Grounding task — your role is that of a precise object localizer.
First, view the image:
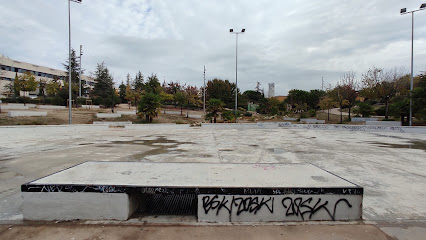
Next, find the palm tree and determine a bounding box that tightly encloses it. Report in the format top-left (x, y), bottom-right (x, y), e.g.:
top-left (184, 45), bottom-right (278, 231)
top-left (207, 98), bottom-right (224, 123)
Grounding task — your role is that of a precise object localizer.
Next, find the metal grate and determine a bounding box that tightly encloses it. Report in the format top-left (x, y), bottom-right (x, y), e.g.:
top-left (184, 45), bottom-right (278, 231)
top-left (138, 194), bottom-right (197, 215)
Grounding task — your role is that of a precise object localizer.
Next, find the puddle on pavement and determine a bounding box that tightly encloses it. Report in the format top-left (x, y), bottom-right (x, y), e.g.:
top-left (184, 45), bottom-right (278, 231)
top-left (368, 140), bottom-right (426, 151)
top-left (109, 136), bottom-right (193, 160)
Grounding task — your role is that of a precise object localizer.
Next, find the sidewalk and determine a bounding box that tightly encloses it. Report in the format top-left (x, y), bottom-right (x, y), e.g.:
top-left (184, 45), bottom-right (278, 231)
top-left (0, 224), bottom-right (394, 240)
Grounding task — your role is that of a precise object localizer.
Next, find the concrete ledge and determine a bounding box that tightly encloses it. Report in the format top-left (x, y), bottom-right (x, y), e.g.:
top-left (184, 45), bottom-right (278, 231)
top-left (351, 117), bottom-right (378, 122)
top-left (164, 110), bottom-right (181, 115)
top-left (300, 118), bottom-right (325, 124)
top-left (187, 114), bottom-right (202, 118)
top-left (365, 121), bottom-right (400, 126)
top-left (117, 111), bottom-right (136, 115)
top-left (8, 103), bottom-right (36, 108)
top-left (81, 105), bottom-right (100, 109)
top-left (37, 105), bottom-right (66, 110)
top-left (8, 111), bottom-right (47, 117)
top-left (22, 192), bottom-right (140, 221)
top-left (96, 113), bottom-right (122, 118)
top-left (93, 121), bottom-right (132, 126)
top-left (198, 194), bottom-right (362, 222)
top-left (1, 105), bottom-right (29, 110)
top-left (283, 117), bottom-right (297, 121)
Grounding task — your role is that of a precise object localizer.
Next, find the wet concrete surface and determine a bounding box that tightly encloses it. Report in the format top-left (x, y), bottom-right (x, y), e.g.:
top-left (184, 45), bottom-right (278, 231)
top-left (0, 223), bottom-right (394, 240)
top-left (0, 125), bottom-right (425, 239)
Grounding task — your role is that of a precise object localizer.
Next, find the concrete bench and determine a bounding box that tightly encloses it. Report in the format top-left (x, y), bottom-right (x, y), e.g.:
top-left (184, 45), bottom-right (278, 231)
top-left (117, 111), bottom-right (136, 115)
top-left (22, 162), bottom-right (363, 222)
top-left (283, 117), bottom-right (297, 121)
top-left (365, 121), bottom-right (401, 126)
top-left (8, 111), bottom-right (47, 117)
top-left (351, 117), bottom-right (378, 122)
top-left (96, 113), bottom-right (122, 118)
top-left (92, 121), bottom-right (132, 126)
top-left (300, 118), bottom-right (325, 124)
top-left (8, 103), bottom-right (36, 108)
top-left (37, 105), bottom-right (66, 110)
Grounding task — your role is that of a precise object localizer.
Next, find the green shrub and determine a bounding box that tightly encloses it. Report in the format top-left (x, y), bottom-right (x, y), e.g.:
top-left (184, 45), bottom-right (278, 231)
top-left (308, 109), bottom-right (316, 117)
top-left (375, 106), bottom-right (386, 116)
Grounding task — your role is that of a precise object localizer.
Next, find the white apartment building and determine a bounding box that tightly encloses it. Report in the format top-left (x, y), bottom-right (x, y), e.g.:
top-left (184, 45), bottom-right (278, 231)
top-left (0, 54), bottom-right (95, 98)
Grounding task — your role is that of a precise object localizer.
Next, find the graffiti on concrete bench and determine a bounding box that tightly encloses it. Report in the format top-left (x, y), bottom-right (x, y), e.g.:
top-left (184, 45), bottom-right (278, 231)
top-left (199, 194), bottom-right (361, 222)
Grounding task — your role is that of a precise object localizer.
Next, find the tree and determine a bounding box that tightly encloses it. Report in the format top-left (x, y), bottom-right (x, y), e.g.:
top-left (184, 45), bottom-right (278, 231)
top-left (38, 79), bottom-right (47, 104)
top-left (133, 71), bottom-right (144, 92)
top-left (174, 90), bottom-right (188, 115)
top-left (14, 71), bottom-right (37, 105)
top-left (46, 76), bottom-right (61, 97)
top-left (243, 90), bottom-right (264, 103)
top-left (353, 102), bottom-right (374, 117)
top-left (118, 81), bottom-right (126, 103)
top-left (329, 86), bottom-right (348, 124)
top-left (207, 98), bottom-right (224, 123)
top-left (206, 79), bottom-right (235, 108)
top-left (92, 62), bottom-right (115, 108)
top-left (318, 95), bottom-right (336, 120)
top-left (411, 69), bottom-right (426, 122)
top-left (257, 97), bottom-right (281, 116)
top-left (338, 71), bottom-right (358, 121)
top-left (361, 67), bottom-right (407, 120)
top-left (145, 74), bottom-right (162, 94)
top-left (63, 49), bottom-right (82, 84)
top-left (284, 89), bottom-right (309, 112)
top-left (139, 92), bottom-right (162, 123)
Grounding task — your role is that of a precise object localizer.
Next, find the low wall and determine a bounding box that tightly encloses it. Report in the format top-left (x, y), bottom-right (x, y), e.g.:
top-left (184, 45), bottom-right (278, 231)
top-left (351, 117), bottom-right (378, 122)
top-left (81, 105), bottom-right (100, 109)
top-left (300, 118), bottom-right (325, 124)
top-left (93, 121), bottom-right (132, 126)
top-left (8, 111), bottom-right (47, 117)
top-left (8, 103), bottom-right (36, 108)
top-left (117, 111), bottom-right (136, 115)
top-left (187, 114), bottom-right (202, 118)
top-left (37, 105), bottom-right (66, 110)
top-left (201, 122), bottom-right (426, 133)
top-left (1, 105), bottom-right (29, 110)
top-left (96, 113), bottom-right (122, 118)
top-left (283, 117), bottom-right (297, 121)
top-left (164, 110), bottom-right (181, 115)
top-left (365, 121), bottom-right (400, 126)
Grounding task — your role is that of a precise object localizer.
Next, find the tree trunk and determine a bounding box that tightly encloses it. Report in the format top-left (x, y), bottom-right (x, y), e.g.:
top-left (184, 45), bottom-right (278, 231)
top-left (385, 99), bottom-right (389, 120)
top-left (180, 105), bottom-right (183, 115)
top-left (327, 108), bottom-right (330, 121)
top-left (213, 114), bottom-right (217, 123)
top-left (348, 106), bottom-right (351, 121)
top-left (340, 104), bottom-right (343, 124)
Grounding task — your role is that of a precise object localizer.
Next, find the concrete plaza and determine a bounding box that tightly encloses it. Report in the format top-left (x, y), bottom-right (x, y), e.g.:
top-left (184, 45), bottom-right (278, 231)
top-left (0, 124), bottom-right (425, 239)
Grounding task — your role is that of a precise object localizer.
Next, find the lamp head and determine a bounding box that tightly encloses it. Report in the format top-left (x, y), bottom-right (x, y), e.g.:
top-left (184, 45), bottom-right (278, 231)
top-left (421, 3), bottom-right (426, 9)
top-left (229, 29), bottom-right (234, 33)
top-left (241, 28), bottom-right (246, 33)
top-left (400, 8), bottom-right (407, 14)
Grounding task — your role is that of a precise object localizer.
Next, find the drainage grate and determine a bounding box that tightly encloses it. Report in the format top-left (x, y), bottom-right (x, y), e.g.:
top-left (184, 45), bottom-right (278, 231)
top-left (138, 194), bottom-right (197, 215)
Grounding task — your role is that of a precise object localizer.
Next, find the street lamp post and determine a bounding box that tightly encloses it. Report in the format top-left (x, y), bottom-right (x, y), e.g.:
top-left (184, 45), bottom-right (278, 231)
top-left (400, 3), bottom-right (426, 126)
top-left (68, 0), bottom-right (82, 125)
top-left (230, 28), bottom-right (245, 123)
top-left (79, 44), bottom-right (83, 98)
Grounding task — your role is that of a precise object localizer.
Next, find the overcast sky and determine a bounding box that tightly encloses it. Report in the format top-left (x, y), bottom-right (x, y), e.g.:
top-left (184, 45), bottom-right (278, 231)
top-left (1, 0), bottom-right (425, 95)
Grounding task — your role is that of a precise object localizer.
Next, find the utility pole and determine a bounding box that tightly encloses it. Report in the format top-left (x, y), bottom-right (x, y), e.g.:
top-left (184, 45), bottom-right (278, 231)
top-left (203, 65), bottom-right (206, 116)
top-left (321, 76), bottom-right (324, 91)
top-left (79, 45), bottom-right (83, 98)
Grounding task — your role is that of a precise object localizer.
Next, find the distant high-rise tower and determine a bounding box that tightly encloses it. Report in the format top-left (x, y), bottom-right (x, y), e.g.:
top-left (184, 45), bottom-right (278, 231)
top-left (268, 83), bottom-right (275, 98)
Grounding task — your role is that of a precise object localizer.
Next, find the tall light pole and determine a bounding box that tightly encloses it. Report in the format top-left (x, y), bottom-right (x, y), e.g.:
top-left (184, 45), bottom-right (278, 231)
top-left (400, 3), bottom-right (426, 126)
top-left (230, 28), bottom-right (245, 123)
top-left (79, 44), bottom-right (83, 98)
top-left (68, 0), bottom-right (82, 124)
top-left (203, 65), bottom-right (206, 116)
